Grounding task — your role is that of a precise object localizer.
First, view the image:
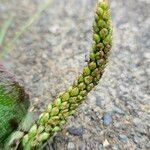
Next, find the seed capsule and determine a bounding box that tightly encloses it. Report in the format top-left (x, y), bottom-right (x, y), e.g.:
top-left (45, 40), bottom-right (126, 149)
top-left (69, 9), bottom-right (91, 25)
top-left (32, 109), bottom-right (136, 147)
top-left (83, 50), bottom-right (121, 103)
top-left (38, 132), bottom-right (49, 142)
top-left (92, 42), bottom-right (97, 52)
top-left (78, 82), bottom-right (86, 91)
top-left (90, 53), bottom-right (96, 61)
top-left (100, 28), bottom-right (108, 38)
top-left (60, 120), bottom-right (66, 125)
top-left (87, 83), bottom-right (94, 91)
top-left (98, 20), bottom-right (106, 28)
top-left (79, 90), bottom-right (87, 97)
top-left (52, 126), bottom-right (61, 132)
top-left (46, 104), bottom-right (52, 113)
top-left (103, 11), bottom-right (110, 20)
top-left (51, 107), bottom-right (59, 116)
top-left (70, 87), bottom-right (79, 96)
top-left (93, 34), bottom-right (100, 43)
top-left (97, 43), bottom-right (104, 50)
top-left (100, 2), bottom-right (108, 10)
top-left (37, 126), bottom-right (45, 134)
top-left (104, 34), bottom-right (112, 45)
top-left (61, 92), bottom-right (70, 101)
top-left (45, 125), bottom-right (52, 132)
top-left (22, 134), bottom-right (29, 146)
top-left (39, 113), bottom-right (49, 125)
top-left (28, 125), bottom-right (37, 139)
top-left (78, 75), bottom-right (84, 83)
top-left (69, 97), bottom-right (77, 104)
top-left (83, 66), bottom-right (91, 76)
top-left (88, 62), bottom-right (97, 70)
top-left (60, 102), bottom-right (69, 110)
top-left (54, 98), bottom-right (61, 106)
top-left (84, 76), bottom-right (93, 85)
top-left (97, 7), bottom-right (103, 17)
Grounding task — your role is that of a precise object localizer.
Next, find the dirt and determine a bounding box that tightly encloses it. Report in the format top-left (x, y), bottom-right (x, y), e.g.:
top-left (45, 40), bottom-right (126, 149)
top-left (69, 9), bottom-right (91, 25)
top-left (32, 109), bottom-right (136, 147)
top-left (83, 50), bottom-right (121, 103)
top-left (0, 0), bottom-right (150, 149)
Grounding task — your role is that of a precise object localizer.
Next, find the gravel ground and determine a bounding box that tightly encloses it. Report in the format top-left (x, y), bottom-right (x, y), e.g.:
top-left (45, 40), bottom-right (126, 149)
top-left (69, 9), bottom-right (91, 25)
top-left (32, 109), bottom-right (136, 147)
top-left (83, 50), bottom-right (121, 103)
top-left (0, 0), bottom-right (150, 149)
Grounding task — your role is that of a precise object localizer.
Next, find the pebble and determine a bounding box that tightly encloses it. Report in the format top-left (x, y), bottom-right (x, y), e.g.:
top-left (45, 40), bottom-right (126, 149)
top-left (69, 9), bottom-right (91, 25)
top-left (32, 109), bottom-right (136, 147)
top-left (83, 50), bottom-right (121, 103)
top-left (67, 142), bottom-right (75, 150)
top-left (98, 144), bottom-right (104, 150)
top-left (102, 113), bottom-right (112, 126)
top-left (67, 126), bottom-right (84, 136)
top-left (96, 96), bottom-right (105, 108)
top-left (112, 144), bottom-right (119, 150)
top-left (79, 143), bottom-right (86, 150)
top-left (113, 106), bottom-right (125, 115)
top-left (103, 139), bottom-right (110, 147)
top-left (118, 134), bottom-right (128, 143)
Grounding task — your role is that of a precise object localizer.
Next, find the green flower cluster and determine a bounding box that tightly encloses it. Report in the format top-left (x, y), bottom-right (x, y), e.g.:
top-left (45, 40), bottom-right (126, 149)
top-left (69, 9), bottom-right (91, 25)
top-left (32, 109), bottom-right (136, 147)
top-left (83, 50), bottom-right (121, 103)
top-left (14, 0), bottom-right (112, 149)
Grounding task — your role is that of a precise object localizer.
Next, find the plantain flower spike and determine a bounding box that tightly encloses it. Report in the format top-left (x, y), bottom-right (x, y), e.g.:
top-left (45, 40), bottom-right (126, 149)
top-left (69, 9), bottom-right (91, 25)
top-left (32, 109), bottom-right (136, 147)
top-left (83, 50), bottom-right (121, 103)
top-left (4, 0), bottom-right (112, 149)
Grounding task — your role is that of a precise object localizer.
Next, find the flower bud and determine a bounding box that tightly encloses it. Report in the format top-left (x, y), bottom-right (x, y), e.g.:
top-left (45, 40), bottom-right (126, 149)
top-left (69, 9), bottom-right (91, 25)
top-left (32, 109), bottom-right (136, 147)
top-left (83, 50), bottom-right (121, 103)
top-left (84, 76), bottom-right (93, 85)
top-left (93, 34), bottom-right (100, 43)
top-left (51, 107), bottom-right (59, 116)
top-left (38, 132), bottom-right (49, 142)
top-left (22, 134), bottom-right (29, 146)
top-left (88, 62), bottom-right (97, 70)
top-left (52, 126), bottom-right (61, 132)
top-left (87, 83), bottom-right (94, 91)
top-left (70, 87), bottom-right (79, 96)
top-left (37, 126), bottom-right (45, 134)
top-left (83, 66), bottom-right (91, 76)
top-left (97, 7), bottom-right (103, 16)
top-left (90, 53), bottom-right (96, 61)
top-left (78, 75), bottom-right (84, 83)
top-left (28, 124), bottom-right (37, 139)
top-left (78, 82), bottom-right (86, 91)
top-left (61, 92), bottom-right (70, 101)
top-left (46, 104), bottom-right (52, 113)
top-left (100, 28), bottom-right (108, 38)
top-left (100, 2), bottom-right (108, 10)
top-left (54, 98), bottom-right (61, 106)
top-left (60, 102), bottom-right (69, 110)
top-left (79, 90), bottom-right (87, 97)
top-left (98, 20), bottom-right (106, 28)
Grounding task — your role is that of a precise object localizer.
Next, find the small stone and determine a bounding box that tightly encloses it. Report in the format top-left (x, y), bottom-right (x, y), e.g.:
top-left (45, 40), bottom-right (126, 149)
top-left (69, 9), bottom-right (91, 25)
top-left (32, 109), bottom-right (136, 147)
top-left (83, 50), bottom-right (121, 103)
top-left (118, 134), bottom-right (128, 143)
top-left (98, 144), bottom-right (104, 150)
top-left (67, 126), bottom-right (84, 136)
top-left (79, 143), bottom-right (86, 150)
top-left (112, 144), bottom-right (119, 150)
top-left (102, 113), bottom-right (112, 126)
top-left (113, 106), bottom-right (125, 115)
top-left (103, 139), bottom-right (110, 147)
top-left (96, 98), bottom-right (105, 108)
top-left (67, 142), bottom-right (75, 150)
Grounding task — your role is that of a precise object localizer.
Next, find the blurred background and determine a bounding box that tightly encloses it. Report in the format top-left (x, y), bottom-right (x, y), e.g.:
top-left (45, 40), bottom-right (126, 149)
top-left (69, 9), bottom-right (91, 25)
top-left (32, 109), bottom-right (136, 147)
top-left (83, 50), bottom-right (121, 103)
top-left (0, 0), bottom-right (149, 149)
